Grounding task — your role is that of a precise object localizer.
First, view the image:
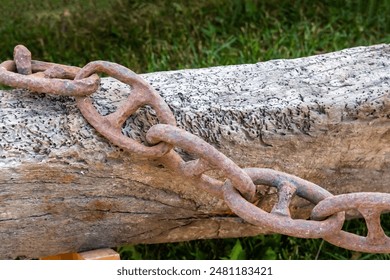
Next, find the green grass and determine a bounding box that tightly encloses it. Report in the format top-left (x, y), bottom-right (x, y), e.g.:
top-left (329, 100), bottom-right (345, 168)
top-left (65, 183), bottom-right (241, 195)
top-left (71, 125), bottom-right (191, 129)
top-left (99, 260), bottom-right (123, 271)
top-left (0, 0), bottom-right (389, 71)
top-left (1, 0), bottom-right (389, 260)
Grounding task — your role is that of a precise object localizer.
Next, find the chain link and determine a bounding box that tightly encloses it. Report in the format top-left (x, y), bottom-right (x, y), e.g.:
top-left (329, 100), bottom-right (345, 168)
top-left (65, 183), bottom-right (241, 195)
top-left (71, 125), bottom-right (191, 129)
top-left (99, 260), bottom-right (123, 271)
top-left (1, 45), bottom-right (389, 253)
top-left (223, 168), bottom-right (345, 238)
top-left (75, 61), bottom-right (176, 158)
top-left (0, 45), bottom-right (100, 96)
top-left (311, 193), bottom-right (390, 253)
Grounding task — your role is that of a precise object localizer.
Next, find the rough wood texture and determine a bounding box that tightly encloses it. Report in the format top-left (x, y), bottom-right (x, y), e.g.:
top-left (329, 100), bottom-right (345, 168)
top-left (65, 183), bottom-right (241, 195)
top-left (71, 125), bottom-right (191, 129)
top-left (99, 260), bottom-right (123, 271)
top-left (0, 44), bottom-right (389, 259)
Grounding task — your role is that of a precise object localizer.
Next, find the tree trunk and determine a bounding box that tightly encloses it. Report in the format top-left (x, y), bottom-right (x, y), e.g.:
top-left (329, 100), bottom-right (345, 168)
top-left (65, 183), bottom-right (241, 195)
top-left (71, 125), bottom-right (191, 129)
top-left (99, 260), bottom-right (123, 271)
top-left (0, 44), bottom-right (389, 259)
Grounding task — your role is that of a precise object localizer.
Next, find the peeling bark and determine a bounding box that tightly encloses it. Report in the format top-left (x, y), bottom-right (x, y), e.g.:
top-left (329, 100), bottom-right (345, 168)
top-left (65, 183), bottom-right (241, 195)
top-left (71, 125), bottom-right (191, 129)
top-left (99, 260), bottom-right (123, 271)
top-left (0, 44), bottom-right (389, 259)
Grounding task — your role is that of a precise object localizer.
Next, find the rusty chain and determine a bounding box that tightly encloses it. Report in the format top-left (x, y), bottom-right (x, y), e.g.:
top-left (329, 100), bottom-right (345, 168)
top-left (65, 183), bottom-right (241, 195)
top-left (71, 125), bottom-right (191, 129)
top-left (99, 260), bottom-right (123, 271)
top-left (1, 45), bottom-right (390, 253)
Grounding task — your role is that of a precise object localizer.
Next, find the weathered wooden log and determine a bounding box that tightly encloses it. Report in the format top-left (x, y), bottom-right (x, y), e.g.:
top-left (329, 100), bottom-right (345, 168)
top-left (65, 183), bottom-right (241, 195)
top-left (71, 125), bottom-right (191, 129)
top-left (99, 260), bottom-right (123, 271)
top-left (0, 44), bottom-right (389, 259)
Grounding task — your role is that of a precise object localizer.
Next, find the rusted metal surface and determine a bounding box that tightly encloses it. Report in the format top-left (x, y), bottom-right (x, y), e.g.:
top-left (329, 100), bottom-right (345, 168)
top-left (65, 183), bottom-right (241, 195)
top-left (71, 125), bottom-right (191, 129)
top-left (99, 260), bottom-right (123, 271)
top-left (0, 45), bottom-right (100, 96)
top-left (146, 124), bottom-right (256, 201)
top-left (1, 45), bottom-right (389, 253)
top-left (311, 193), bottom-right (390, 253)
top-left (75, 61), bottom-right (176, 158)
top-left (14, 45), bottom-right (32, 75)
top-left (222, 168), bottom-right (345, 238)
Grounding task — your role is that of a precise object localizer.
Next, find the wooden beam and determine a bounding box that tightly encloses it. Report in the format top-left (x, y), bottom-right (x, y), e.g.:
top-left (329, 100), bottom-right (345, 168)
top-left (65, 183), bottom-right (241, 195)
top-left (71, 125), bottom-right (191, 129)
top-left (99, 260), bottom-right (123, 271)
top-left (0, 44), bottom-right (389, 259)
top-left (40, 248), bottom-right (120, 260)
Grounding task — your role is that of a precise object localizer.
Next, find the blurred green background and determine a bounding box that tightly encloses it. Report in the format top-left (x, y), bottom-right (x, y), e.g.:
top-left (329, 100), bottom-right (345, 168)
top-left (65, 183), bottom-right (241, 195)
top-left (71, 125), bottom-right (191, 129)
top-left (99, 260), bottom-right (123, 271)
top-left (1, 0), bottom-right (389, 259)
top-left (1, 0), bottom-right (388, 71)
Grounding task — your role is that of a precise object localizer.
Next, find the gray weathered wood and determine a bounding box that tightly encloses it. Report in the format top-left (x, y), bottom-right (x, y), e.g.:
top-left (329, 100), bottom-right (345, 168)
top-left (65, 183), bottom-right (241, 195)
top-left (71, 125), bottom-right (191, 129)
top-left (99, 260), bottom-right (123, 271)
top-left (0, 44), bottom-right (389, 259)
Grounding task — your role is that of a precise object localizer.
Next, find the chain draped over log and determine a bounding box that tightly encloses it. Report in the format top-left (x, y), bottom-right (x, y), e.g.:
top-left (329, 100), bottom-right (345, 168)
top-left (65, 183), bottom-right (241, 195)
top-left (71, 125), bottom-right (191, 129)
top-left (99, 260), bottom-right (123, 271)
top-left (0, 45), bottom-right (389, 258)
